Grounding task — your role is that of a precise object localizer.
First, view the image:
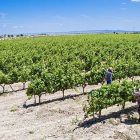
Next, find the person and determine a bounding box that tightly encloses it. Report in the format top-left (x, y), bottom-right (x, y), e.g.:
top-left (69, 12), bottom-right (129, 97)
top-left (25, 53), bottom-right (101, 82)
top-left (133, 87), bottom-right (140, 122)
top-left (103, 68), bottom-right (113, 84)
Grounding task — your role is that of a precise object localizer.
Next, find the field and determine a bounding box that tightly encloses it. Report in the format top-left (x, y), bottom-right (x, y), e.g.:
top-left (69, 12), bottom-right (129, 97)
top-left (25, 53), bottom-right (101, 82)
top-left (1, 34), bottom-right (140, 139)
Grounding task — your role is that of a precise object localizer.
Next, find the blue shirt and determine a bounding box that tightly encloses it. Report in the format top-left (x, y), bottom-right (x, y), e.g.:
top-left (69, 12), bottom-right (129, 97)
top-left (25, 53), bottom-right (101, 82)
top-left (105, 71), bottom-right (112, 81)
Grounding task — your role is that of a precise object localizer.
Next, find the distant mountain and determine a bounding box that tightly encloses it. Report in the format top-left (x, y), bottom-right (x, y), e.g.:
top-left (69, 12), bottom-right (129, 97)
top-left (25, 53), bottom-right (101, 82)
top-left (1, 30), bottom-right (140, 37)
top-left (45, 30), bottom-right (140, 36)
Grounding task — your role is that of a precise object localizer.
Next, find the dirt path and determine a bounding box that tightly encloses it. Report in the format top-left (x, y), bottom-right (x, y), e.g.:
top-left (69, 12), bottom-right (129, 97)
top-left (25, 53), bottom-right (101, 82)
top-left (0, 82), bottom-right (140, 140)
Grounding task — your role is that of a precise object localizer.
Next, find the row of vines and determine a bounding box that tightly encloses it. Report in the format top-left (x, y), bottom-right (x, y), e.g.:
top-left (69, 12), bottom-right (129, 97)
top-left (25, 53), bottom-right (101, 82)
top-left (0, 34), bottom-right (140, 103)
top-left (84, 80), bottom-right (140, 119)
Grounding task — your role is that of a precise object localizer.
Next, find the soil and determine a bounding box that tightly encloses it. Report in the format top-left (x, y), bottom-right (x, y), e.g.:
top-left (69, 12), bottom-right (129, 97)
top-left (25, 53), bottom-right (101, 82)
top-left (0, 82), bottom-right (140, 140)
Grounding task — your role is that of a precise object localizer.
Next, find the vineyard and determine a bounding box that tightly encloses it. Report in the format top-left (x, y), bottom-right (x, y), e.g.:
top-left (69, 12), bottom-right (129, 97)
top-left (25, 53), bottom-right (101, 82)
top-left (1, 34), bottom-right (140, 139)
top-left (1, 34), bottom-right (140, 112)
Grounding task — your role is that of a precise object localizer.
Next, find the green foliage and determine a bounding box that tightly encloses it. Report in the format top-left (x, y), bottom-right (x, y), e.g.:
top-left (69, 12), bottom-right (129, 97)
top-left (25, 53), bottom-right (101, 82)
top-left (1, 34), bottom-right (140, 102)
top-left (0, 71), bottom-right (7, 84)
top-left (19, 67), bottom-right (30, 82)
top-left (26, 79), bottom-right (46, 100)
top-left (84, 80), bottom-right (137, 118)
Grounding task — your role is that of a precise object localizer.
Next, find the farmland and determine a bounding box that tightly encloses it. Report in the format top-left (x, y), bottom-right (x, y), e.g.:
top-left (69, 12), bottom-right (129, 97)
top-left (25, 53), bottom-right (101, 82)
top-left (1, 34), bottom-right (140, 139)
top-left (1, 34), bottom-right (140, 95)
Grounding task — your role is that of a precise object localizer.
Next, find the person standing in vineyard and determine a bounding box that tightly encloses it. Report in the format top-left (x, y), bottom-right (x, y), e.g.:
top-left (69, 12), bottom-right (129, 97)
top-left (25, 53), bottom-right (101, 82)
top-left (133, 87), bottom-right (140, 122)
top-left (103, 68), bottom-right (113, 84)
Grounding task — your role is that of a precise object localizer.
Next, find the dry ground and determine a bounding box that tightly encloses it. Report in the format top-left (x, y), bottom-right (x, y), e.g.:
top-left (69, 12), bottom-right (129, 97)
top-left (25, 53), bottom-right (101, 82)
top-left (0, 82), bottom-right (140, 140)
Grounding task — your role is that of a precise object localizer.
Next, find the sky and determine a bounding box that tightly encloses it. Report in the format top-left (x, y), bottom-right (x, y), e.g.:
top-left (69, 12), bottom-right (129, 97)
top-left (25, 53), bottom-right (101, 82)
top-left (0, 0), bottom-right (140, 34)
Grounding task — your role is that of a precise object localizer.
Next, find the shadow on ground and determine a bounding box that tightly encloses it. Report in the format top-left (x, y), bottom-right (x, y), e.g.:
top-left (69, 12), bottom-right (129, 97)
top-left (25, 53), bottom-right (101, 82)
top-left (23, 92), bottom-right (85, 108)
top-left (74, 105), bottom-right (139, 130)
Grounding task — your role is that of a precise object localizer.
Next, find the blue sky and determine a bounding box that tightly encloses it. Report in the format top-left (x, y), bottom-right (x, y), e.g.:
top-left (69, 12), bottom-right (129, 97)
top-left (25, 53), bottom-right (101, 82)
top-left (0, 0), bottom-right (140, 34)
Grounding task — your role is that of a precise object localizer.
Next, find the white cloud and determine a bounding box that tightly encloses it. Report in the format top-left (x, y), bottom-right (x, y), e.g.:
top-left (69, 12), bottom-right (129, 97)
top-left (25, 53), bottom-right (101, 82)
top-left (12, 25), bottom-right (24, 29)
top-left (120, 7), bottom-right (128, 10)
top-left (122, 2), bottom-right (127, 5)
top-left (131, 0), bottom-right (140, 2)
top-left (52, 15), bottom-right (65, 21)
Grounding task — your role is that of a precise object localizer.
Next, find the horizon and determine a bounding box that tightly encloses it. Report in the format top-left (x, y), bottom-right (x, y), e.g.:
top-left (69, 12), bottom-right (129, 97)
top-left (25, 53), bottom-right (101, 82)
top-left (0, 0), bottom-right (140, 35)
top-left (1, 29), bottom-right (140, 36)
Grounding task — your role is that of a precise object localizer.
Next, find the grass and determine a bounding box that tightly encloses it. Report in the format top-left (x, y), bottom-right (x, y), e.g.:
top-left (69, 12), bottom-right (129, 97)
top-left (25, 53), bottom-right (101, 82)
top-left (10, 106), bottom-right (18, 112)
